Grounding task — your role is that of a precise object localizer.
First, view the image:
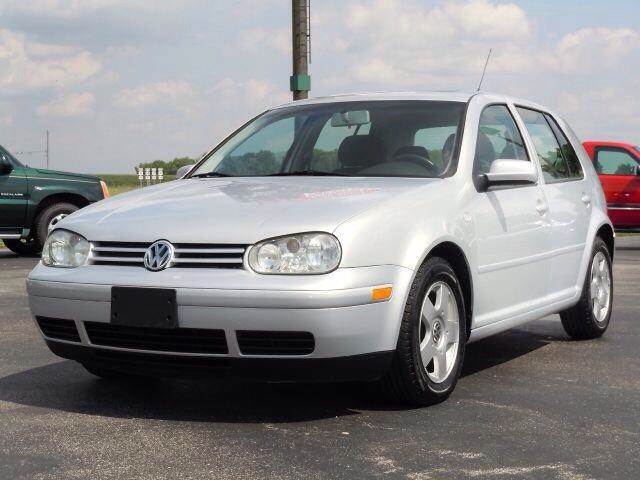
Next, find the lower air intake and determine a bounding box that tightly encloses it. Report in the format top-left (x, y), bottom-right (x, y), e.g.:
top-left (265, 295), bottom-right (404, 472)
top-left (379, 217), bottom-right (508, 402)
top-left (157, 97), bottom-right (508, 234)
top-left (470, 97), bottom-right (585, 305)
top-left (36, 317), bottom-right (81, 342)
top-left (236, 330), bottom-right (315, 355)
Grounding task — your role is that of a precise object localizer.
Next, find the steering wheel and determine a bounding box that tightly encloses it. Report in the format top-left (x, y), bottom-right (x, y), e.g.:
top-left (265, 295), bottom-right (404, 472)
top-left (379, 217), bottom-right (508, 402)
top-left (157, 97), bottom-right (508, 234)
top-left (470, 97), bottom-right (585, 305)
top-left (391, 153), bottom-right (439, 175)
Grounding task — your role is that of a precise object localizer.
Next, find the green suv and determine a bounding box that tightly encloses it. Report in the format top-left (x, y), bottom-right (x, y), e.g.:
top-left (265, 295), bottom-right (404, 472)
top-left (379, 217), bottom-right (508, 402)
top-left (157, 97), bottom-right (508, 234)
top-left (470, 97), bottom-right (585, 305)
top-left (0, 144), bottom-right (108, 255)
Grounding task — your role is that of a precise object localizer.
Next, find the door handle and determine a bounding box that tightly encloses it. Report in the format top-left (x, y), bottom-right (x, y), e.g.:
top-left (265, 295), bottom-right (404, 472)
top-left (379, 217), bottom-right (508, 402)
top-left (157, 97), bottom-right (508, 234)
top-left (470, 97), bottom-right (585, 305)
top-left (581, 193), bottom-right (591, 205)
top-left (536, 199), bottom-right (548, 215)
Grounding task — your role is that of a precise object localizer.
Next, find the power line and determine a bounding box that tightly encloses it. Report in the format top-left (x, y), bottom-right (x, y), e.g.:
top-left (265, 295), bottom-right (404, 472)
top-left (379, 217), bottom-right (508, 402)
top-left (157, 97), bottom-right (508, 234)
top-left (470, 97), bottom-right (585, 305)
top-left (13, 130), bottom-right (50, 167)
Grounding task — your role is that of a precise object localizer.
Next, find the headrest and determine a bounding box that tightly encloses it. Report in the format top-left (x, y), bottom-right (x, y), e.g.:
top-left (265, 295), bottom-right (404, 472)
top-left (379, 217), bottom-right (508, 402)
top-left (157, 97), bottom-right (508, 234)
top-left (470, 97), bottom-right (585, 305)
top-left (442, 133), bottom-right (456, 163)
top-left (393, 145), bottom-right (430, 160)
top-left (476, 133), bottom-right (496, 173)
top-left (338, 135), bottom-right (385, 167)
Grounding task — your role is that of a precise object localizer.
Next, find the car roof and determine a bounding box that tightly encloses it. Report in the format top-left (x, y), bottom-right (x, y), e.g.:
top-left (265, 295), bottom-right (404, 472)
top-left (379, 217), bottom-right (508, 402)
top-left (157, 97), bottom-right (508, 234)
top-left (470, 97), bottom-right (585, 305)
top-left (272, 91), bottom-right (553, 113)
top-left (583, 140), bottom-right (636, 148)
top-left (273, 91), bottom-right (476, 109)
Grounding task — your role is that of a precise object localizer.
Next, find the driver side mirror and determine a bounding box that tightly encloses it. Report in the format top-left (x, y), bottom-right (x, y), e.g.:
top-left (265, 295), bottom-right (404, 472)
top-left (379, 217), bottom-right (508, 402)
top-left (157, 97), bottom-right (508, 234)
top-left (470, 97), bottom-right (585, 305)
top-left (635, 164), bottom-right (640, 176)
top-left (482, 159), bottom-right (538, 190)
top-left (0, 155), bottom-right (13, 175)
top-left (176, 164), bottom-right (195, 178)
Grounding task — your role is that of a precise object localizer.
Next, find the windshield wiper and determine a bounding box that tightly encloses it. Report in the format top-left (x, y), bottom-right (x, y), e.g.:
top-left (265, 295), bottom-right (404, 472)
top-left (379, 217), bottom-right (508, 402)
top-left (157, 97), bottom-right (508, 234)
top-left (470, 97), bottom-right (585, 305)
top-left (269, 170), bottom-right (347, 177)
top-left (190, 172), bottom-right (233, 178)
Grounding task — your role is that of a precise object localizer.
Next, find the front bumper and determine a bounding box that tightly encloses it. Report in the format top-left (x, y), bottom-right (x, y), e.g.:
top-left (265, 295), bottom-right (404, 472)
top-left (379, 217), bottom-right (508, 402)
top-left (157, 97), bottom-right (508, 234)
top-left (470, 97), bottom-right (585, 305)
top-left (27, 263), bottom-right (413, 378)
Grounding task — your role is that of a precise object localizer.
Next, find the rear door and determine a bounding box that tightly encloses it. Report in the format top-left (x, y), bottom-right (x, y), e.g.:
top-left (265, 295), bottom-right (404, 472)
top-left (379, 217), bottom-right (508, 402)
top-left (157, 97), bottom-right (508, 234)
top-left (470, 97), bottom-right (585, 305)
top-left (593, 146), bottom-right (640, 229)
top-left (515, 107), bottom-right (589, 298)
top-left (0, 150), bottom-right (28, 235)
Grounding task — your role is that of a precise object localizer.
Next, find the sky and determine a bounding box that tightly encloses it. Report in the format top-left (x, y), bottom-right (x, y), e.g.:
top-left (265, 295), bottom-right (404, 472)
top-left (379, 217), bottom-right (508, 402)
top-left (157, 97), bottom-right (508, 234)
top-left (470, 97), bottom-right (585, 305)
top-left (0, 0), bottom-right (639, 174)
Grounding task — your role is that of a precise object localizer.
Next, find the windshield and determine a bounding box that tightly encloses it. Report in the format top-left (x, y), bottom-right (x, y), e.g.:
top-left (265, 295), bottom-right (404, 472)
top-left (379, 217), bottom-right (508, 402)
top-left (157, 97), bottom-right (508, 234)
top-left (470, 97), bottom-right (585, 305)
top-left (190, 101), bottom-right (465, 178)
top-left (0, 146), bottom-right (23, 168)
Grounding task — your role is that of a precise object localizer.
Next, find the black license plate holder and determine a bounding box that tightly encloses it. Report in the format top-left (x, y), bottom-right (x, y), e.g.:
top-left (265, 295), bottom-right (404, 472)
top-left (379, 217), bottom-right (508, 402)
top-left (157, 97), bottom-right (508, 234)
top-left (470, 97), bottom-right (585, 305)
top-left (111, 287), bottom-right (177, 329)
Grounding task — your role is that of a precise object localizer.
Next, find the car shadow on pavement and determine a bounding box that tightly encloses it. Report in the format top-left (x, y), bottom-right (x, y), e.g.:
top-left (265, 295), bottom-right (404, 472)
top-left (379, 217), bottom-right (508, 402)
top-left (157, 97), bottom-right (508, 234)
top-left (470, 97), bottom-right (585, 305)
top-left (463, 321), bottom-right (569, 376)
top-left (0, 321), bottom-right (569, 423)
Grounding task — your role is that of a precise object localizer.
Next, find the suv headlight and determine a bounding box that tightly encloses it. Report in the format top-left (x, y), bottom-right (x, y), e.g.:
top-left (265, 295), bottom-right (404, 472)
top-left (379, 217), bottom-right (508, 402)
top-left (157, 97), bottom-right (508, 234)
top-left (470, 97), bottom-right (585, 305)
top-left (248, 232), bottom-right (341, 274)
top-left (42, 229), bottom-right (90, 268)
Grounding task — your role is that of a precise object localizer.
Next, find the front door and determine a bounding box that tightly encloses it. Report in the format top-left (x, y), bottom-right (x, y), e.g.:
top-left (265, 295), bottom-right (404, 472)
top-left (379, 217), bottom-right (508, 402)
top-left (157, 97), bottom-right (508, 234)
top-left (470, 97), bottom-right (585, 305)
top-left (471, 104), bottom-right (551, 327)
top-left (0, 151), bottom-right (27, 233)
top-left (594, 146), bottom-right (640, 229)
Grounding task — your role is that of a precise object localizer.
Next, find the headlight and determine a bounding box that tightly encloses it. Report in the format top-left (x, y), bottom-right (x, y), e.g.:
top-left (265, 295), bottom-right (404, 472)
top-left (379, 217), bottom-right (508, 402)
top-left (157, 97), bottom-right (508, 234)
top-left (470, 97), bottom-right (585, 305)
top-left (42, 230), bottom-right (90, 268)
top-left (248, 232), bottom-right (341, 274)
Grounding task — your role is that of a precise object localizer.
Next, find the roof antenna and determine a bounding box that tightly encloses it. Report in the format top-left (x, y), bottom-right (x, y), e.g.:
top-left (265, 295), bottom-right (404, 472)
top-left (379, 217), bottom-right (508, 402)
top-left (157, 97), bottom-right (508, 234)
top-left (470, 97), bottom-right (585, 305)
top-left (477, 48), bottom-right (492, 91)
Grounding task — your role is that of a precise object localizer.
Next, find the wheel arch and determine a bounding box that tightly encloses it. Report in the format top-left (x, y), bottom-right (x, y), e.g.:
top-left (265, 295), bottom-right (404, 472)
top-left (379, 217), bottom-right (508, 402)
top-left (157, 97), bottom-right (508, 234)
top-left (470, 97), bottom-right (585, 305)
top-left (28, 193), bottom-right (90, 234)
top-left (422, 241), bottom-right (474, 339)
top-left (595, 223), bottom-right (615, 259)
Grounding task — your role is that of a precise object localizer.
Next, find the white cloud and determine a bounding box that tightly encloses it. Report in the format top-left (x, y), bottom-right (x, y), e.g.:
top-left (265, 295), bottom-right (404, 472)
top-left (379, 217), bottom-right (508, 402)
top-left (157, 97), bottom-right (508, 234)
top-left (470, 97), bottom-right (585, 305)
top-left (313, 0), bottom-right (640, 90)
top-left (114, 81), bottom-right (196, 110)
top-left (0, 0), bottom-right (186, 19)
top-left (556, 86), bottom-right (640, 142)
top-left (37, 92), bottom-right (95, 117)
top-left (0, 29), bottom-right (101, 91)
top-left (315, 0), bottom-right (534, 87)
top-left (346, 0), bottom-right (530, 40)
top-left (239, 27), bottom-right (290, 54)
top-left (548, 28), bottom-right (640, 72)
top-left (211, 77), bottom-right (290, 109)
top-left (0, 114), bottom-right (12, 126)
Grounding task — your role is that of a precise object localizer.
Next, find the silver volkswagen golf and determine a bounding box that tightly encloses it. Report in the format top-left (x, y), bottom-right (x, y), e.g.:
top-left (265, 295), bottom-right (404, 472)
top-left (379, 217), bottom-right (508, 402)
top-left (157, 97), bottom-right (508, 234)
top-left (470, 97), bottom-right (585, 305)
top-left (27, 92), bottom-right (614, 405)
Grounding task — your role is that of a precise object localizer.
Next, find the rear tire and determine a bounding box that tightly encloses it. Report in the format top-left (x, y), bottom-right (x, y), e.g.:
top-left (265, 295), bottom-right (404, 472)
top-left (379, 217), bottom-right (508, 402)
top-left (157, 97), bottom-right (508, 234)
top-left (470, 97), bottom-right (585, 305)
top-left (380, 256), bottom-right (467, 406)
top-left (560, 237), bottom-right (613, 339)
top-left (3, 238), bottom-right (41, 256)
top-left (33, 202), bottom-right (79, 249)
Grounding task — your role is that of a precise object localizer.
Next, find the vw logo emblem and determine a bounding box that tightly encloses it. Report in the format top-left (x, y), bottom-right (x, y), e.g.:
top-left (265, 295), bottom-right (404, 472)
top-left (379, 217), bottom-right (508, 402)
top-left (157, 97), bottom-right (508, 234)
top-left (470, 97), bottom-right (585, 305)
top-left (143, 240), bottom-right (174, 272)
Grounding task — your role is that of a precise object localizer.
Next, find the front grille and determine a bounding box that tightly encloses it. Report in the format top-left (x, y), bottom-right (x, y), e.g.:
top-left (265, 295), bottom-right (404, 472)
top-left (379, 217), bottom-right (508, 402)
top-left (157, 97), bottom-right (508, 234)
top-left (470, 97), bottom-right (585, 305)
top-left (90, 241), bottom-right (247, 269)
top-left (237, 331), bottom-right (315, 355)
top-left (84, 322), bottom-right (228, 354)
top-left (36, 317), bottom-right (81, 342)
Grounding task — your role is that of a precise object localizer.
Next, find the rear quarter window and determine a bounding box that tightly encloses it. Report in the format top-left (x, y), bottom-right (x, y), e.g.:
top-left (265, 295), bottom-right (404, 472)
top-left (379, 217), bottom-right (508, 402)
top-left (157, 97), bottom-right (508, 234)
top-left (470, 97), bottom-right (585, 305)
top-left (544, 115), bottom-right (583, 180)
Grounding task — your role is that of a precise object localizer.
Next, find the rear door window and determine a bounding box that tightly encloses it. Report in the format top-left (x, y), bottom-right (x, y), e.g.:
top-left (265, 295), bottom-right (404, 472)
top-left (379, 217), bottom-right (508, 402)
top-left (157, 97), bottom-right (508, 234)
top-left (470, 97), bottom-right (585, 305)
top-left (516, 107), bottom-right (571, 183)
top-left (544, 115), bottom-right (583, 179)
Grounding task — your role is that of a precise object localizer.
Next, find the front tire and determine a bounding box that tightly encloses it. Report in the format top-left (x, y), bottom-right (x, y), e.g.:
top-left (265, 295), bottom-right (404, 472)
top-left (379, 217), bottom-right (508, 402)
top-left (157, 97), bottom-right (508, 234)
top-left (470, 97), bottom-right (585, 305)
top-left (381, 256), bottom-right (467, 406)
top-left (560, 237), bottom-right (613, 339)
top-left (33, 202), bottom-right (79, 250)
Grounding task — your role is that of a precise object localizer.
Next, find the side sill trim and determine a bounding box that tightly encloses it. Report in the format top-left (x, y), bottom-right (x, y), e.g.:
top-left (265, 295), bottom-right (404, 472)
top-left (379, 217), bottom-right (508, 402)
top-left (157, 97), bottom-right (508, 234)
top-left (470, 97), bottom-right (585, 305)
top-left (477, 243), bottom-right (585, 274)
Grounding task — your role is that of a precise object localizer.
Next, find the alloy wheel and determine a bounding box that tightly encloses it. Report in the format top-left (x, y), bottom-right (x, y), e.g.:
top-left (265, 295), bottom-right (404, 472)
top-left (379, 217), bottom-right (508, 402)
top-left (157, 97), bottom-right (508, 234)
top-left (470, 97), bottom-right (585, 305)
top-left (48, 214), bottom-right (68, 233)
top-left (590, 251), bottom-right (611, 323)
top-left (418, 281), bottom-right (460, 383)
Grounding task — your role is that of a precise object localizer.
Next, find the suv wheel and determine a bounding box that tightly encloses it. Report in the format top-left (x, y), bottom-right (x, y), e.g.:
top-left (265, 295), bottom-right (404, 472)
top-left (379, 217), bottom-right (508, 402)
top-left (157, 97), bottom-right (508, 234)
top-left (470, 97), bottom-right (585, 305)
top-left (33, 202), bottom-right (79, 250)
top-left (4, 238), bottom-right (41, 256)
top-left (381, 256), bottom-right (467, 406)
top-left (560, 237), bottom-right (613, 339)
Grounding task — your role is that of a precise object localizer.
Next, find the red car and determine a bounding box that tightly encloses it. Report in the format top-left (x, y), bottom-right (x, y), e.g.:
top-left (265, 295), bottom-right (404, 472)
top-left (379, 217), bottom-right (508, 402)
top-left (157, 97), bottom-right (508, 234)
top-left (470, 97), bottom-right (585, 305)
top-left (583, 140), bottom-right (640, 232)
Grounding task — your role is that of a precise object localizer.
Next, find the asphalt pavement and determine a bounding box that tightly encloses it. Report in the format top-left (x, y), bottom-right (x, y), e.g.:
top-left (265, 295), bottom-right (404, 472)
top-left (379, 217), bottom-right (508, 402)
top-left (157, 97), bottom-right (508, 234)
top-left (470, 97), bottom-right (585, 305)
top-left (0, 237), bottom-right (638, 479)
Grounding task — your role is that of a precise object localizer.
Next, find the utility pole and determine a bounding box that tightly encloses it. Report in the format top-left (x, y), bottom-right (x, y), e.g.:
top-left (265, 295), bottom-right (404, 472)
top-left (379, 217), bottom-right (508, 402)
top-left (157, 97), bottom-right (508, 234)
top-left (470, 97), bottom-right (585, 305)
top-left (291, 0), bottom-right (310, 100)
top-left (45, 130), bottom-right (50, 168)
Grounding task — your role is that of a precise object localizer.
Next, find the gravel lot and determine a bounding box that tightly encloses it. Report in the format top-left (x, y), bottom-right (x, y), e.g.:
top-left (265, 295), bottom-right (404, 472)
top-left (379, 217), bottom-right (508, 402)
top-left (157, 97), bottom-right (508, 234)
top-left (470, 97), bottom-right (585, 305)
top-left (1, 237), bottom-right (638, 479)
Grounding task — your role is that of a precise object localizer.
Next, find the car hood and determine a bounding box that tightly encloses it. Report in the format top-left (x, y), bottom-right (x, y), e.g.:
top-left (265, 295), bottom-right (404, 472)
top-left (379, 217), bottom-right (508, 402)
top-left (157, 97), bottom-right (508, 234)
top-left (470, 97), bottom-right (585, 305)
top-left (29, 167), bottom-right (99, 182)
top-left (58, 177), bottom-right (438, 244)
